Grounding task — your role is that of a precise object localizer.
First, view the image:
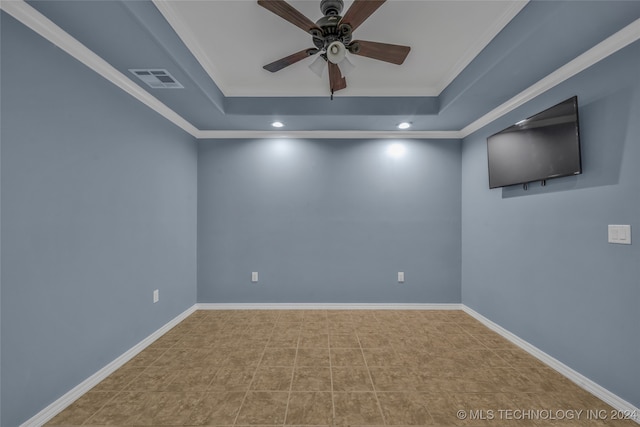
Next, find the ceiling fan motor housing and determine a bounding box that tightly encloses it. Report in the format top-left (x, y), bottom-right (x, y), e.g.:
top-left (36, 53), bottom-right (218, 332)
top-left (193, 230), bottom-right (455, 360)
top-left (313, 15), bottom-right (352, 52)
top-left (320, 0), bottom-right (343, 16)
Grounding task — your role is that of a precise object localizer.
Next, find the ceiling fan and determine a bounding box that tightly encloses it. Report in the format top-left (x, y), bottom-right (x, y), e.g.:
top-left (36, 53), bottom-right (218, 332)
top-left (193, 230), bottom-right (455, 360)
top-left (258, 0), bottom-right (411, 98)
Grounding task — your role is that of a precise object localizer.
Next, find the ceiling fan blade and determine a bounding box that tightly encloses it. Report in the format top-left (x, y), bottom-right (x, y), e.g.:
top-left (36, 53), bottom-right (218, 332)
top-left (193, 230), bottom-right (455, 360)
top-left (257, 0), bottom-right (321, 33)
top-left (349, 40), bottom-right (410, 65)
top-left (263, 48), bottom-right (319, 72)
top-left (328, 62), bottom-right (347, 93)
top-left (339, 0), bottom-right (386, 32)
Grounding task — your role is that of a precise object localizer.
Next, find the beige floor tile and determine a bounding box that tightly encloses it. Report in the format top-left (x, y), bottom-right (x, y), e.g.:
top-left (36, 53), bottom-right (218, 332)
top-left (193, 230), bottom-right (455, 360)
top-left (177, 333), bottom-right (214, 348)
top-left (302, 310), bottom-right (328, 321)
top-left (377, 392), bottom-right (435, 425)
top-left (125, 348), bottom-right (168, 367)
top-left (251, 365), bottom-right (294, 391)
top-left (84, 391), bottom-right (150, 425)
top-left (357, 333), bottom-right (393, 348)
top-left (134, 392), bottom-right (202, 425)
top-left (285, 392), bottom-right (333, 425)
top-left (152, 348), bottom-right (194, 369)
top-left (220, 348), bottom-right (263, 369)
top-left (298, 333), bottom-right (329, 348)
top-left (326, 311), bottom-right (354, 322)
top-left (493, 348), bottom-right (546, 368)
top-left (123, 366), bottom-right (180, 392)
top-left (394, 349), bottom-right (434, 368)
top-left (452, 349), bottom-right (512, 369)
top-left (444, 333), bottom-right (487, 350)
top-left (296, 348), bottom-right (330, 367)
top-left (165, 366), bottom-right (218, 392)
top-left (209, 366), bottom-right (255, 391)
top-left (330, 348), bottom-right (366, 366)
top-left (267, 335), bottom-right (300, 348)
top-left (291, 366), bottom-right (332, 391)
top-left (46, 391), bottom-right (117, 425)
top-left (418, 392), bottom-right (460, 426)
top-left (329, 332), bottom-right (360, 348)
top-left (260, 348), bottom-right (297, 367)
top-left (331, 366), bottom-right (374, 391)
top-left (48, 310), bottom-right (630, 427)
top-left (235, 391), bottom-right (289, 425)
top-left (507, 366), bottom-right (576, 393)
top-left (361, 347), bottom-right (401, 366)
top-left (187, 391), bottom-right (245, 425)
top-left (328, 323), bottom-right (357, 334)
top-left (369, 366), bottom-right (420, 392)
top-left (278, 311), bottom-right (305, 322)
top-left (474, 332), bottom-right (520, 350)
top-left (333, 392), bottom-right (385, 425)
top-left (300, 323), bottom-right (328, 335)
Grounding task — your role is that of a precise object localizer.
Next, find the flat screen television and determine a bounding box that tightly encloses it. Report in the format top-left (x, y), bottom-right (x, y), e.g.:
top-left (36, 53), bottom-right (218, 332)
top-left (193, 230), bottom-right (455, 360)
top-left (487, 96), bottom-right (582, 189)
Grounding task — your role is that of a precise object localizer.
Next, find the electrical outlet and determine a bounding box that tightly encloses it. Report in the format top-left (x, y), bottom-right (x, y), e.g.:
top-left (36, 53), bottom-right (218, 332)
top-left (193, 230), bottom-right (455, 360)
top-left (153, 289), bottom-right (159, 303)
top-left (251, 272), bottom-right (258, 283)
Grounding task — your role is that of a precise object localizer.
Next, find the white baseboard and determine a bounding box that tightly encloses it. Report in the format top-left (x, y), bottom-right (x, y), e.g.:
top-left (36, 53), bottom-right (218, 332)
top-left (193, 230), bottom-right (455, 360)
top-left (462, 305), bottom-right (640, 425)
top-left (21, 305), bottom-right (197, 427)
top-left (196, 302), bottom-right (463, 310)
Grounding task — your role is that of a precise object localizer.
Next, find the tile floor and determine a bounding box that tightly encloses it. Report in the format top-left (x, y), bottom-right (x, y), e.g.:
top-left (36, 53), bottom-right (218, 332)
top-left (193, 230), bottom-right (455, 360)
top-left (47, 310), bottom-right (637, 426)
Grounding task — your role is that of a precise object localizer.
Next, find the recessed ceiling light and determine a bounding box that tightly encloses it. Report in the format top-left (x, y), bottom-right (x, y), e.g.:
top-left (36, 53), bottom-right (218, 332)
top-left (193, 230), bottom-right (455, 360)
top-left (397, 122), bottom-right (411, 129)
top-left (271, 121), bottom-right (284, 128)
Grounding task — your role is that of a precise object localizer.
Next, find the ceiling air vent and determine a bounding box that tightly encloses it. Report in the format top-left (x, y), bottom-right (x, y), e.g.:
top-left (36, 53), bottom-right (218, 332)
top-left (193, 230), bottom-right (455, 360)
top-left (129, 69), bottom-right (183, 89)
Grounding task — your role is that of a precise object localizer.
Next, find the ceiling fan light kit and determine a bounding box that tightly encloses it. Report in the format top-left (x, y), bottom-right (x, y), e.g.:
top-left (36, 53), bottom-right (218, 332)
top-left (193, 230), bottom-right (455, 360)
top-left (258, 0), bottom-right (410, 99)
top-left (327, 41), bottom-right (346, 64)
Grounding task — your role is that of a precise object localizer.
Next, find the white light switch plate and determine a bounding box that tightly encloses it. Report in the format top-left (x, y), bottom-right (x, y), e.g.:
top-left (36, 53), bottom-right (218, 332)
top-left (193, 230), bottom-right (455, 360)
top-left (398, 272), bottom-right (405, 283)
top-left (608, 225), bottom-right (631, 245)
top-left (153, 289), bottom-right (159, 303)
top-left (251, 272), bottom-right (258, 282)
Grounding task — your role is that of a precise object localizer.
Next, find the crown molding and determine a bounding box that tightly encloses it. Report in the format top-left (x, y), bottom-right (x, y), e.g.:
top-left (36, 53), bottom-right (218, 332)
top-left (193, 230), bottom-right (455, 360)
top-left (0, 0), bottom-right (201, 138)
top-left (194, 129), bottom-right (463, 140)
top-left (461, 17), bottom-right (640, 138)
top-left (2, 1), bottom-right (638, 140)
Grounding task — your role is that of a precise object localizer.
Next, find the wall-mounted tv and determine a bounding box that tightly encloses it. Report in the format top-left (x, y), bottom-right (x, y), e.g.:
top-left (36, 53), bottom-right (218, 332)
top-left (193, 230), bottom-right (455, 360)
top-left (487, 96), bottom-right (582, 189)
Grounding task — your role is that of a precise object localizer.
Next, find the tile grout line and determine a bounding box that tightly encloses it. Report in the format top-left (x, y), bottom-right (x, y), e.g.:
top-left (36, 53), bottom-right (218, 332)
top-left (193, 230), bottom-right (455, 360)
top-left (357, 316), bottom-right (388, 426)
top-left (413, 314), bottom-right (444, 425)
top-left (231, 311), bottom-right (279, 426)
top-left (281, 316), bottom-right (301, 427)
top-left (327, 315), bottom-right (337, 427)
top-left (176, 311), bottom-right (214, 426)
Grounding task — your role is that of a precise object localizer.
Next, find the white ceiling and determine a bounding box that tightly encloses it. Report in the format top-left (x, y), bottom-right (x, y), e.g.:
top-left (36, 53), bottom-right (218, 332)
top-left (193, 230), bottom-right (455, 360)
top-left (154, 0), bottom-right (528, 97)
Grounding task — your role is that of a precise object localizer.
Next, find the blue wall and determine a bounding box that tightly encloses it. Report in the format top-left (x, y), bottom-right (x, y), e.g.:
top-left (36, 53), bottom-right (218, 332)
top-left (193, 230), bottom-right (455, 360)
top-left (2, 3), bottom-right (640, 425)
top-left (461, 40), bottom-right (640, 408)
top-left (0, 13), bottom-right (198, 426)
top-left (198, 138), bottom-right (461, 303)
